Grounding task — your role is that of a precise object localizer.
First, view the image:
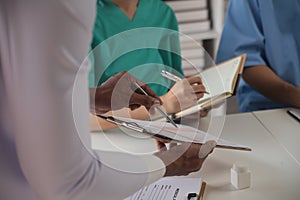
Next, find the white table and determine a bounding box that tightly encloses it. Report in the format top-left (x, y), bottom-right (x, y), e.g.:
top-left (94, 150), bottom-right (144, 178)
top-left (191, 112), bottom-right (300, 200)
top-left (253, 108), bottom-right (300, 165)
top-left (91, 110), bottom-right (300, 200)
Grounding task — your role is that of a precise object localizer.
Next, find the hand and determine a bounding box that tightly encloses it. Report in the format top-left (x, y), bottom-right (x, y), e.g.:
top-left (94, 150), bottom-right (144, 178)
top-left (155, 141), bottom-right (216, 176)
top-left (90, 71), bottom-right (162, 114)
top-left (161, 76), bottom-right (207, 114)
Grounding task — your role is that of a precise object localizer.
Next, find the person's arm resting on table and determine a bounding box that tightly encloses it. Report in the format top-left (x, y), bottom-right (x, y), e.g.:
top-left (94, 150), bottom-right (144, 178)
top-left (243, 65), bottom-right (300, 108)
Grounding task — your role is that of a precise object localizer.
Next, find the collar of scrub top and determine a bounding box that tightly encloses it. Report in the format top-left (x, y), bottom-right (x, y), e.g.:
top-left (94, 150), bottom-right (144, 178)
top-left (97, 0), bottom-right (104, 7)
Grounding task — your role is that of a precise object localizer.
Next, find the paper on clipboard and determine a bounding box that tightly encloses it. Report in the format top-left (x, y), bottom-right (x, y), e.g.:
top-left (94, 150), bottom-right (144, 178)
top-left (111, 116), bottom-right (251, 151)
top-left (123, 177), bottom-right (205, 200)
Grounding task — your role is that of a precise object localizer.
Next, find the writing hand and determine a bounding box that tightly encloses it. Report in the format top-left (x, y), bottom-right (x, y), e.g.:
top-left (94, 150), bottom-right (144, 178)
top-left (90, 71), bottom-right (162, 114)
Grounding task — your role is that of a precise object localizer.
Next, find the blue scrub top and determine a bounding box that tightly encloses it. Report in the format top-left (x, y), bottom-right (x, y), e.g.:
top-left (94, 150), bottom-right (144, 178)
top-left (217, 0), bottom-right (300, 112)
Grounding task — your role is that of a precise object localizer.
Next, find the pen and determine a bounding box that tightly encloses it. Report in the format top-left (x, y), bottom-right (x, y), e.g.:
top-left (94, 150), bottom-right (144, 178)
top-left (161, 70), bottom-right (182, 82)
top-left (161, 70), bottom-right (210, 94)
top-left (97, 114), bottom-right (145, 132)
top-left (134, 82), bottom-right (178, 128)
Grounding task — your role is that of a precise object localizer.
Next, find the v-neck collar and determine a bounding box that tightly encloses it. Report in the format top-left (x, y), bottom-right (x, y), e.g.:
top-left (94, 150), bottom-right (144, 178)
top-left (106, 0), bottom-right (142, 23)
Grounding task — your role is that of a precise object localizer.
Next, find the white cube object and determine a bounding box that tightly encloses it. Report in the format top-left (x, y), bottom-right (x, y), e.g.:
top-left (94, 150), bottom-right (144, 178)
top-left (231, 163), bottom-right (251, 190)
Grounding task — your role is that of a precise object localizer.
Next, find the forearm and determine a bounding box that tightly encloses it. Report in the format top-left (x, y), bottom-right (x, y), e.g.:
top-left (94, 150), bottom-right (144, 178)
top-left (90, 107), bottom-right (151, 131)
top-left (243, 65), bottom-right (300, 107)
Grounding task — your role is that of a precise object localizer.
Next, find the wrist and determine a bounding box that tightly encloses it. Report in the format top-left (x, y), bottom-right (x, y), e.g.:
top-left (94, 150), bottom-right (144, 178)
top-left (91, 86), bottom-right (111, 114)
top-left (284, 84), bottom-right (300, 107)
top-left (292, 86), bottom-right (300, 107)
top-left (160, 94), bottom-right (173, 114)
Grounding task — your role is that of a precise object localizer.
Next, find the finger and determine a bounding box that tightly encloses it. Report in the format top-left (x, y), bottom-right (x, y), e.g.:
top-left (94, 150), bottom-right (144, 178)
top-left (169, 142), bottom-right (178, 148)
top-left (130, 93), bottom-right (160, 110)
top-left (185, 158), bottom-right (204, 171)
top-left (187, 76), bottom-right (202, 85)
top-left (181, 143), bottom-right (202, 158)
top-left (129, 104), bottom-right (141, 111)
top-left (191, 84), bottom-right (206, 94)
top-left (200, 109), bottom-right (209, 117)
top-left (156, 140), bottom-right (167, 151)
top-left (198, 140), bottom-right (217, 158)
top-left (195, 92), bottom-right (205, 100)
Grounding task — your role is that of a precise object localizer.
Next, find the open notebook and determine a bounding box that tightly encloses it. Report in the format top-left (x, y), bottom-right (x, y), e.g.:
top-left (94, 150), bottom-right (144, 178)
top-left (124, 177), bottom-right (206, 200)
top-left (173, 54), bottom-right (246, 119)
top-left (98, 115), bottom-right (251, 151)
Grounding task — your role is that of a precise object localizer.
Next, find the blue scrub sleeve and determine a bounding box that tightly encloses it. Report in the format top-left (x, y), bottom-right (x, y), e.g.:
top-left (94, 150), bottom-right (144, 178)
top-left (217, 0), bottom-right (267, 68)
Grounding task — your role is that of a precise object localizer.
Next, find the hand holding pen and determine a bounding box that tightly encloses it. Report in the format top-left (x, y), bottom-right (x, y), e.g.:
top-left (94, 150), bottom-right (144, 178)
top-left (134, 82), bottom-right (178, 128)
top-left (90, 71), bottom-right (162, 114)
top-left (160, 70), bottom-right (209, 113)
top-left (161, 70), bottom-right (209, 94)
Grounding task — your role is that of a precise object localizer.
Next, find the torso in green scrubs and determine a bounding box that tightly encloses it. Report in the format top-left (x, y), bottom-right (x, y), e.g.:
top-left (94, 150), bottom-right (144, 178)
top-left (90, 0), bottom-right (183, 96)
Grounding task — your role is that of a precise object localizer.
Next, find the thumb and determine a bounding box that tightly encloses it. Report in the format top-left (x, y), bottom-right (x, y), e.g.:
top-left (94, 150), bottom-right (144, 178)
top-left (130, 93), bottom-right (161, 110)
top-left (198, 140), bottom-right (217, 158)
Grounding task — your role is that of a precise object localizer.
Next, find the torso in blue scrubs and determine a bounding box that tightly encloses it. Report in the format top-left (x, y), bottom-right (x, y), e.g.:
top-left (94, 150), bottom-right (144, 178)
top-left (90, 0), bottom-right (183, 96)
top-left (217, 0), bottom-right (300, 112)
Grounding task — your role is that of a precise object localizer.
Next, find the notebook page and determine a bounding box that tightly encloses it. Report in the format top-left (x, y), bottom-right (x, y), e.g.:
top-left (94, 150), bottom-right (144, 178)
top-left (198, 56), bottom-right (242, 103)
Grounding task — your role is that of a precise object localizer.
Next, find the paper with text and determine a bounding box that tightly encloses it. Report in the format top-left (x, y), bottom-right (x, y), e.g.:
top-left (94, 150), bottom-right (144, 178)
top-left (124, 177), bottom-right (203, 200)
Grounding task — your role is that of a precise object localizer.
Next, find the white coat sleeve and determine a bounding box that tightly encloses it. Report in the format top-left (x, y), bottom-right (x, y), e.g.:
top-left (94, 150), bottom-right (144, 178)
top-left (0, 0), bottom-right (165, 200)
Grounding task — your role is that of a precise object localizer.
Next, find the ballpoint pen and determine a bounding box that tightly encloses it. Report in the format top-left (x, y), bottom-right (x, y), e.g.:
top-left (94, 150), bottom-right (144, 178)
top-left (161, 70), bottom-right (182, 82)
top-left (134, 82), bottom-right (178, 128)
top-left (161, 70), bottom-right (210, 94)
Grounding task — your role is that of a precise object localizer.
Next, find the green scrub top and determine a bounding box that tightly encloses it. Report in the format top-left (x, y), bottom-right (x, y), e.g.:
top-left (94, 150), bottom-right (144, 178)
top-left (90, 0), bottom-right (183, 96)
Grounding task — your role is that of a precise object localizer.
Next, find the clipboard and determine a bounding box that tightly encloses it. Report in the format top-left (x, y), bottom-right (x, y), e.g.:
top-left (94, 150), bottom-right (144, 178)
top-left (123, 177), bottom-right (206, 200)
top-left (199, 181), bottom-right (206, 200)
top-left (97, 114), bottom-right (252, 151)
top-left (188, 181), bottom-right (206, 200)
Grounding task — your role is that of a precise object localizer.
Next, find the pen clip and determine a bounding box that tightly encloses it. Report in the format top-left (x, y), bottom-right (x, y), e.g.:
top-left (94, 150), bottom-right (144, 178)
top-left (161, 70), bottom-right (182, 82)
